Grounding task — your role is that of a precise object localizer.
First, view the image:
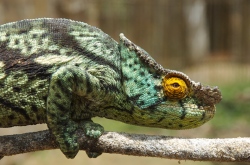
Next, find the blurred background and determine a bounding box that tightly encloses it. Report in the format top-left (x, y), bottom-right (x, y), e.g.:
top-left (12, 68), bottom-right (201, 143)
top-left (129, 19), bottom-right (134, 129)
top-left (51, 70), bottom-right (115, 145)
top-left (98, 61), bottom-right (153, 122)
top-left (0, 0), bottom-right (249, 165)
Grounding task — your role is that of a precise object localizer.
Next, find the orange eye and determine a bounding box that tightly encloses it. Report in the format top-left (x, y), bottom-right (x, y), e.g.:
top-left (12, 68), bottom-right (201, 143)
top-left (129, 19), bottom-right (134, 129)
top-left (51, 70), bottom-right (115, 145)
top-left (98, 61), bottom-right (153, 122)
top-left (162, 77), bottom-right (188, 100)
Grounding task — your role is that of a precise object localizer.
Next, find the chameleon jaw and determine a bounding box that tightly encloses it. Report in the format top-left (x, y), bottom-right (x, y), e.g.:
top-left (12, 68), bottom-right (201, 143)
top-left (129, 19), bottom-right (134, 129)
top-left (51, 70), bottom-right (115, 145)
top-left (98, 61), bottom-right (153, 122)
top-left (131, 100), bottom-right (217, 130)
top-left (131, 77), bottom-right (222, 130)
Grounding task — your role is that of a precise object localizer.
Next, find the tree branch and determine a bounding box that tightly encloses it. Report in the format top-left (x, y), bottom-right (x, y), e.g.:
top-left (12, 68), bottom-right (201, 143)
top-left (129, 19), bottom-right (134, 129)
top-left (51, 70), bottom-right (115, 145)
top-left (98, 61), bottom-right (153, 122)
top-left (0, 130), bottom-right (249, 162)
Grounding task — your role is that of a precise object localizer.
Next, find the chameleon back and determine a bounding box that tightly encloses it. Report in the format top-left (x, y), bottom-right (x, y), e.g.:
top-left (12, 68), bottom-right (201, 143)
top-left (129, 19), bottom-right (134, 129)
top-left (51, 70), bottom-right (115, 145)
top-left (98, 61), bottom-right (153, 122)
top-left (0, 18), bottom-right (121, 127)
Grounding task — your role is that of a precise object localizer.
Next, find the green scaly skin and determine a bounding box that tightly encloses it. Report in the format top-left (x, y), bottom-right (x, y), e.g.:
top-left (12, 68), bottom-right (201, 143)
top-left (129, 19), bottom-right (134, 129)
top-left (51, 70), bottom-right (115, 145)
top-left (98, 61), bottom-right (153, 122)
top-left (0, 18), bottom-right (222, 159)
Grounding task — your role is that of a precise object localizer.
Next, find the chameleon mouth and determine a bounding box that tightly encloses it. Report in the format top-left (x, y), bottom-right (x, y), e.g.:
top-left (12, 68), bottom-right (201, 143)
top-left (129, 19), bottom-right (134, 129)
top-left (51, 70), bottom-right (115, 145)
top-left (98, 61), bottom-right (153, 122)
top-left (200, 105), bottom-right (216, 120)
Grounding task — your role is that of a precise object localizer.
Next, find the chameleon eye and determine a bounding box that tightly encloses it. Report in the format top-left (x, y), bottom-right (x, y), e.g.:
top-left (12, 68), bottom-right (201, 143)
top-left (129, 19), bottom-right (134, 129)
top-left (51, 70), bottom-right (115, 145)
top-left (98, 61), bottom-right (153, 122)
top-left (162, 76), bottom-right (188, 100)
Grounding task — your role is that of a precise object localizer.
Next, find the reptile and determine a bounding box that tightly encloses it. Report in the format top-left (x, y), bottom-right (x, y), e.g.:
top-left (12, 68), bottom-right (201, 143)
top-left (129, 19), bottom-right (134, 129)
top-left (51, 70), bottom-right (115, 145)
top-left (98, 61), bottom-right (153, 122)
top-left (0, 18), bottom-right (222, 159)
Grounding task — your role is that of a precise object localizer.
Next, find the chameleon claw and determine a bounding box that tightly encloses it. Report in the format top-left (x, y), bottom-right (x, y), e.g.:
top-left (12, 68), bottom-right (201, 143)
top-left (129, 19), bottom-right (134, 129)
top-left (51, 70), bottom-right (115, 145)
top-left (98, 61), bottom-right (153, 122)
top-left (86, 151), bottom-right (102, 158)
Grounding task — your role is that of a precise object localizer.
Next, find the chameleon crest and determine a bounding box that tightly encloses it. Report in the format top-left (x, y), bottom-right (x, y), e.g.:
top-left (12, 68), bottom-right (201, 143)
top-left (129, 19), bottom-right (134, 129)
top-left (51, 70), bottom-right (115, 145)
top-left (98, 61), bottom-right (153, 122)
top-left (0, 18), bottom-right (221, 159)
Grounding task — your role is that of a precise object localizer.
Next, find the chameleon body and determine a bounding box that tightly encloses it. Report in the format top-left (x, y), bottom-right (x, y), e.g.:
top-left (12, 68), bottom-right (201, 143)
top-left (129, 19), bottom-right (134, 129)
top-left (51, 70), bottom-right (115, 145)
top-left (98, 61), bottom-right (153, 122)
top-left (0, 18), bottom-right (222, 158)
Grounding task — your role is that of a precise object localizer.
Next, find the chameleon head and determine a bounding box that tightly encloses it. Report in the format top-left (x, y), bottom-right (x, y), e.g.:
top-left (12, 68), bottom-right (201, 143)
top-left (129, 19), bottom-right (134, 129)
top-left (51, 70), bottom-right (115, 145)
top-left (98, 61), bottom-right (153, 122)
top-left (150, 71), bottom-right (221, 129)
top-left (132, 70), bottom-right (222, 130)
top-left (119, 33), bottom-right (222, 129)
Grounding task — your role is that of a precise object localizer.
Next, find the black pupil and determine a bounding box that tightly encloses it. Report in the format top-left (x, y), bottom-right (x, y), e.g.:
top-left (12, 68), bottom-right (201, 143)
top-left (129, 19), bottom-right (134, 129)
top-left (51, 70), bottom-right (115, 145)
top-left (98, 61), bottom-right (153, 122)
top-left (171, 83), bottom-right (180, 88)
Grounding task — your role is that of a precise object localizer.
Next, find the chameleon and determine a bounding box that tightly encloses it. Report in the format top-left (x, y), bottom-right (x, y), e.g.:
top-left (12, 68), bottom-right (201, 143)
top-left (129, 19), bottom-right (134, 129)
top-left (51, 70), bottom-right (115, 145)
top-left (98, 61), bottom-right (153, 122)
top-left (0, 18), bottom-right (222, 159)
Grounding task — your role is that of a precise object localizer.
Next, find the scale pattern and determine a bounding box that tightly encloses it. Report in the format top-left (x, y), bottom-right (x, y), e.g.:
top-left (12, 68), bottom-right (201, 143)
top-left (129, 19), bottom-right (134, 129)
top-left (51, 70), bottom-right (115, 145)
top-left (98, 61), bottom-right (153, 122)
top-left (0, 18), bottom-right (222, 159)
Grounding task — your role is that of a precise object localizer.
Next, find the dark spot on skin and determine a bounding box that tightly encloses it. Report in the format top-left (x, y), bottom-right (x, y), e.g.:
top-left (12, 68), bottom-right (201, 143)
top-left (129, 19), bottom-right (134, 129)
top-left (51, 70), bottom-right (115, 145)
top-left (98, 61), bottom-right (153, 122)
top-left (17, 121), bottom-right (24, 125)
top-left (68, 27), bottom-right (74, 33)
top-left (140, 71), bottom-right (145, 76)
top-left (12, 74), bottom-right (20, 79)
top-left (148, 70), bottom-right (153, 74)
top-left (158, 117), bottom-right (164, 122)
top-left (51, 85), bottom-right (56, 90)
top-left (153, 74), bottom-right (160, 79)
top-left (110, 50), bottom-right (114, 55)
top-left (180, 110), bottom-right (187, 120)
top-left (31, 105), bottom-right (38, 112)
top-left (36, 115), bottom-right (41, 121)
top-left (6, 32), bottom-right (10, 37)
top-left (0, 83), bottom-right (4, 88)
top-left (15, 39), bottom-right (20, 45)
top-left (12, 24), bottom-right (17, 29)
top-left (62, 101), bottom-right (67, 106)
top-left (123, 76), bottom-right (129, 81)
top-left (12, 87), bottom-right (22, 92)
top-left (30, 88), bottom-right (37, 94)
top-left (42, 96), bottom-right (47, 102)
top-left (32, 34), bottom-right (38, 38)
top-left (27, 46), bottom-right (32, 51)
top-left (47, 110), bottom-right (56, 118)
top-left (18, 29), bottom-right (29, 35)
top-left (38, 39), bottom-right (43, 46)
top-left (41, 33), bottom-right (49, 38)
top-left (55, 93), bottom-right (62, 99)
top-left (61, 71), bottom-right (68, 77)
top-left (129, 94), bottom-right (141, 102)
top-left (8, 115), bottom-right (15, 120)
top-left (66, 51), bottom-right (71, 56)
top-left (24, 40), bottom-right (29, 45)
top-left (38, 83), bottom-right (45, 89)
top-left (139, 100), bottom-right (145, 105)
top-left (20, 100), bottom-right (28, 106)
top-left (106, 43), bottom-right (112, 49)
top-left (200, 112), bottom-right (206, 121)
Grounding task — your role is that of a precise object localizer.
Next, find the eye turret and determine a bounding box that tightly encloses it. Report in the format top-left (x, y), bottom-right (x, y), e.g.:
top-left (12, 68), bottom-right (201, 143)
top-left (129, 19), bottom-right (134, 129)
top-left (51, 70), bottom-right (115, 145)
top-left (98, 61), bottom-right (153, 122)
top-left (162, 76), bottom-right (189, 100)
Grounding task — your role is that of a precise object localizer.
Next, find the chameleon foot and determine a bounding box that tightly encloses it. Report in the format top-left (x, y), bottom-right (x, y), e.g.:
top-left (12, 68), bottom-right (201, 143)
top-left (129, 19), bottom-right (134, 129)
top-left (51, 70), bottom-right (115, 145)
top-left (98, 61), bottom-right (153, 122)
top-left (80, 120), bottom-right (104, 158)
top-left (81, 121), bottom-right (104, 138)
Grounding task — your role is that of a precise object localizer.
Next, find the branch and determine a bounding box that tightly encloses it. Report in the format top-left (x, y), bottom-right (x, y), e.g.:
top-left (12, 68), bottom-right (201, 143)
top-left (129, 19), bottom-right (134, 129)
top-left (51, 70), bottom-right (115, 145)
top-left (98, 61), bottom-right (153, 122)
top-left (0, 130), bottom-right (249, 162)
